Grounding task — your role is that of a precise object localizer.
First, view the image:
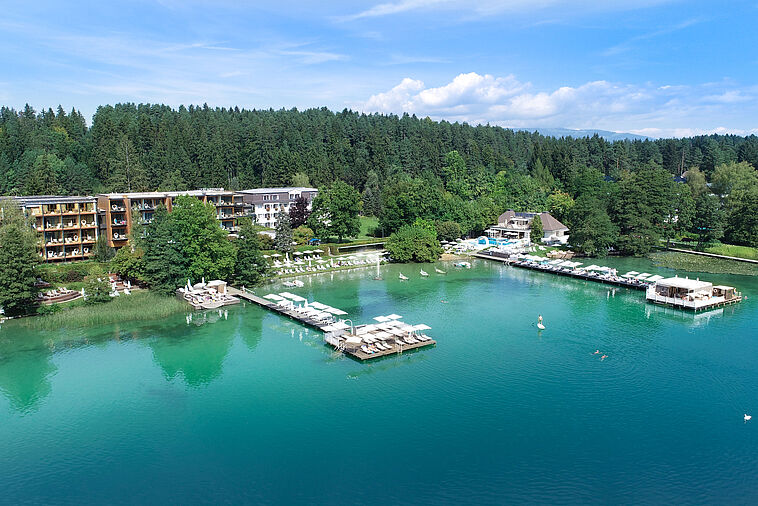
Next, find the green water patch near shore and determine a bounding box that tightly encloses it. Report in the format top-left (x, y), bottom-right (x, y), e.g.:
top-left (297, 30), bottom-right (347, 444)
top-left (18, 292), bottom-right (187, 330)
top-left (649, 251), bottom-right (758, 276)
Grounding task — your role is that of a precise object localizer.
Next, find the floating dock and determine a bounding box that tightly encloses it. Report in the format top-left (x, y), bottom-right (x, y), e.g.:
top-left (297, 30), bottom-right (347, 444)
top-left (473, 251), bottom-right (647, 290)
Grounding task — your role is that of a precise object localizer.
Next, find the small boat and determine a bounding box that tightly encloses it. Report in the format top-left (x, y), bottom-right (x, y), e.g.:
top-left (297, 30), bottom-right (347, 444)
top-left (455, 261), bottom-right (471, 269)
top-left (435, 268), bottom-right (446, 274)
top-left (399, 273), bottom-right (409, 280)
top-left (420, 269), bottom-right (429, 277)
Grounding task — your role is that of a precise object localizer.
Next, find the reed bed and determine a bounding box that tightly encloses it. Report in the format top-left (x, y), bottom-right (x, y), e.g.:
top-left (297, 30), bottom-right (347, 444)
top-left (22, 292), bottom-right (187, 330)
top-left (649, 251), bottom-right (758, 276)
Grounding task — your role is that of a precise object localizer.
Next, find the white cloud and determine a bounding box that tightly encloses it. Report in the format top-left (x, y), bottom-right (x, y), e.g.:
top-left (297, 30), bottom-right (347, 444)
top-left (342, 0), bottom-right (675, 20)
top-left (359, 72), bottom-right (758, 138)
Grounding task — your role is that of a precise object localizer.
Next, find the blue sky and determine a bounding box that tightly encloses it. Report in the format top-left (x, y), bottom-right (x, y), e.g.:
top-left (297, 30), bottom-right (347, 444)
top-left (1, 0), bottom-right (757, 137)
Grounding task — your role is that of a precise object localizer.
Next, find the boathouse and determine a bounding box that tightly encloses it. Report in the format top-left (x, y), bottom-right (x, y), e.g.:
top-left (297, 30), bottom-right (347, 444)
top-left (646, 276), bottom-right (741, 311)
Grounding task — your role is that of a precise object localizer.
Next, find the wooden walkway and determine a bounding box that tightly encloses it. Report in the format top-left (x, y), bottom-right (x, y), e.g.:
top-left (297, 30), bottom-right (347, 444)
top-left (227, 287), bottom-right (333, 331)
top-left (472, 251), bottom-right (647, 291)
top-left (227, 286), bottom-right (436, 361)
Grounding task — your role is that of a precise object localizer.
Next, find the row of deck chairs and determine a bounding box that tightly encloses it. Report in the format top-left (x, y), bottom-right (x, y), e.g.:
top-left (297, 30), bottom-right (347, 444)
top-left (275, 299), bottom-right (335, 323)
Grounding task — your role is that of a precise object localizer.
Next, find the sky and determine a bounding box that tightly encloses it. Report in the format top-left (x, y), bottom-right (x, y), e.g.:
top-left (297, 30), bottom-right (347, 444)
top-left (1, 0), bottom-right (757, 138)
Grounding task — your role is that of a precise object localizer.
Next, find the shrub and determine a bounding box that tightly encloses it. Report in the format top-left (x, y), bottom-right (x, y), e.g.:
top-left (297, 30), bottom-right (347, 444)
top-left (385, 224), bottom-right (443, 263)
top-left (293, 226), bottom-right (315, 245)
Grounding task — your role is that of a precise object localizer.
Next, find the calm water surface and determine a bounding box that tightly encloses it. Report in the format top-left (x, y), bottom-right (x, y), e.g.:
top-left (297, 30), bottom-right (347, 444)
top-left (1, 258), bottom-right (757, 504)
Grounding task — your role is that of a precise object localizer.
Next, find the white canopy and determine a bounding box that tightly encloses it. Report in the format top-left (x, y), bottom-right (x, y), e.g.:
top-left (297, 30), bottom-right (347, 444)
top-left (412, 324), bottom-right (432, 331)
top-left (373, 315), bottom-right (391, 322)
top-left (656, 276), bottom-right (712, 291)
top-left (345, 335), bottom-right (363, 344)
top-left (310, 301), bottom-right (329, 309)
top-left (264, 294), bottom-right (284, 301)
top-left (386, 314), bottom-right (402, 320)
top-left (332, 321), bottom-right (351, 330)
top-left (647, 275), bottom-right (665, 282)
top-left (373, 331), bottom-right (392, 339)
top-left (624, 271), bottom-right (640, 276)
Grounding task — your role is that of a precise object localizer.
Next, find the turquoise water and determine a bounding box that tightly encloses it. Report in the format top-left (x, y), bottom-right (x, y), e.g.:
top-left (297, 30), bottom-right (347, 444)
top-left (1, 258), bottom-right (757, 504)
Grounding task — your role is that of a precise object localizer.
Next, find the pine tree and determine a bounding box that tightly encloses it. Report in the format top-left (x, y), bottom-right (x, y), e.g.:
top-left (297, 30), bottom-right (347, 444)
top-left (234, 219), bottom-right (268, 286)
top-left (0, 200), bottom-right (40, 316)
top-left (274, 212), bottom-right (294, 254)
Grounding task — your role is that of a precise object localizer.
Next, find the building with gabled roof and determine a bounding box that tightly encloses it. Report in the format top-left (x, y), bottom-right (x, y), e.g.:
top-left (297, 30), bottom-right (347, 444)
top-left (486, 210), bottom-right (569, 245)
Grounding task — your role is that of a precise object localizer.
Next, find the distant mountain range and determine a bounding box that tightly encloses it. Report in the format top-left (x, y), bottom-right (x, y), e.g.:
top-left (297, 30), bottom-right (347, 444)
top-left (512, 127), bottom-right (653, 141)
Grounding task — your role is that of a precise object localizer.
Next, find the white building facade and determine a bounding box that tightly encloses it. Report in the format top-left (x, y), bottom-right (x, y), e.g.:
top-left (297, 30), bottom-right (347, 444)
top-left (236, 187), bottom-right (318, 228)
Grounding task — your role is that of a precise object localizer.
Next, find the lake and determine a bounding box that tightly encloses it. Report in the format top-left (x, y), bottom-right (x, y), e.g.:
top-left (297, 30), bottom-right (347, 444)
top-left (1, 257), bottom-right (757, 504)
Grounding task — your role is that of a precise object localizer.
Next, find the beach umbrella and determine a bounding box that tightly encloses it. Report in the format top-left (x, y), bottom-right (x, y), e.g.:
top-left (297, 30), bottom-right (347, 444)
top-left (373, 315), bottom-right (391, 322)
top-left (386, 314), bottom-right (402, 320)
top-left (294, 251), bottom-right (303, 256)
top-left (271, 253), bottom-right (281, 257)
top-left (263, 254), bottom-right (271, 258)
top-left (412, 324), bottom-right (432, 331)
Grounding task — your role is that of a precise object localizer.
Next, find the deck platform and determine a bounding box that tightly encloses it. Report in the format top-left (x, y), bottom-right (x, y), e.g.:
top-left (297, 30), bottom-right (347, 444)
top-left (473, 251), bottom-right (647, 290)
top-left (228, 287), bottom-right (334, 331)
top-left (345, 338), bottom-right (436, 361)
top-left (228, 287), bottom-right (436, 360)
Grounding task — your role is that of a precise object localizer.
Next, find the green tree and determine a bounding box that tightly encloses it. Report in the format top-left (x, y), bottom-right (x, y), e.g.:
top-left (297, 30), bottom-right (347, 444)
top-left (110, 243), bottom-right (145, 282)
top-left (530, 214), bottom-right (544, 244)
top-left (288, 195), bottom-right (310, 228)
top-left (0, 200), bottom-right (40, 316)
top-left (233, 219), bottom-right (268, 286)
top-left (362, 170), bottom-right (382, 217)
top-left (291, 171), bottom-right (310, 187)
top-left (274, 211), bottom-right (294, 253)
top-left (685, 167), bottom-right (708, 199)
top-left (724, 186), bottom-right (758, 247)
top-left (435, 220), bottom-right (462, 242)
top-left (139, 197), bottom-right (236, 294)
top-left (25, 153), bottom-right (63, 195)
top-left (385, 224), bottom-right (443, 263)
top-left (711, 161), bottom-right (757, 198)
top-left (693, 193), bottom-right (724, 249)
top-left (93, 234), bottom-right (115, 262)
top-left (83, 271), bottom-right (112, 305)
top-left (108, 134), bottom-right (148, 192)
top-left (293, 225), bottom-right (314, 245)
top-left (442, 150), bottom-right (470, 199)
top-left (308, 181), bottom-right (361, 241)
top-left (568, 196), bottom-right (618, 257)
top-left (546, 190), bottom-right (575, 224)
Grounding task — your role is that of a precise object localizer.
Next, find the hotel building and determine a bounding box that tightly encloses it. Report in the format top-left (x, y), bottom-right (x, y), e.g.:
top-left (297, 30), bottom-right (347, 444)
top-left (237, 187), bottom-right (318, 228)
top-left (97, 189), bottom-right (250, 248)
top-left (11, 196), bottom-right (99, 262)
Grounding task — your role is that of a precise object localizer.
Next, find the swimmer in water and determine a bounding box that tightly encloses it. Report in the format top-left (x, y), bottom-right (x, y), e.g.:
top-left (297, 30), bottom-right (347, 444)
top-left (441, 300), bottom-right (448, 303)
top-left (601, 355), bottom-right (607, 361)
top-left (593, 350), bottom-right (600, 355)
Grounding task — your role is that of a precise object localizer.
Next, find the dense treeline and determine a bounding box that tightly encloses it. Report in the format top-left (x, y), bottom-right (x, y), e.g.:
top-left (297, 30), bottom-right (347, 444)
top-left (2, 103), bottom-right (758, 196)
top-left (1, 103), bottom-right (758, 254)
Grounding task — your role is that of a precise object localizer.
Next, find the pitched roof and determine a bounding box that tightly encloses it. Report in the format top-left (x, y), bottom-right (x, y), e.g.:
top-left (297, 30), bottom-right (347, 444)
top-left (539, 212), bottom-right (568, 231)
top-left (497, 210), bottom-right (515, 224)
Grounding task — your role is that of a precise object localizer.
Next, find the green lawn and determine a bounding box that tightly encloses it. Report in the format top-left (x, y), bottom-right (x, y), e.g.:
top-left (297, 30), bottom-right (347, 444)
top-left (357, 215), bottom-right (379, 240)
top-left (704, 244), bottom-right (758, 260)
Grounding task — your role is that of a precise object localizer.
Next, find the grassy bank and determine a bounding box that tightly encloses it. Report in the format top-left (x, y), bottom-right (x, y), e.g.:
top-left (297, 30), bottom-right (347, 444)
top-left (649, 251), bottom-right (758, 276)
top-left (704, 244), bottom-right (758, 260)
top-left (21, 291), bottom-right (187, 330)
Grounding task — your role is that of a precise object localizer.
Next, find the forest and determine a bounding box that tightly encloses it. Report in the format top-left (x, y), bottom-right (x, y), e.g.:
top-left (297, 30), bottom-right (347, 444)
top-left (1, 103), bottom-right (758, 254)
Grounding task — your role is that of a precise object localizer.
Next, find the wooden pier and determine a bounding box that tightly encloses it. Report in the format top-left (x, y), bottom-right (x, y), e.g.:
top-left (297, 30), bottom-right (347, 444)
top-left (228, 287), bottom-right (334, 331)
top-left (473, 251), bottom-right (647, 291)
top-left (228, 287), bottom-right (436, 361)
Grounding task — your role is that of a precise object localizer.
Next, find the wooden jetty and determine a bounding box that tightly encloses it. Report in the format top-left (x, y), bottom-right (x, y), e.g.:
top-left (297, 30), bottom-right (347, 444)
top-left (228, 287), bottom-right (436, 360)
top-left (473, 251), bottom-right (647, 291)
top-left (228, 287), bottom-right (334, 331)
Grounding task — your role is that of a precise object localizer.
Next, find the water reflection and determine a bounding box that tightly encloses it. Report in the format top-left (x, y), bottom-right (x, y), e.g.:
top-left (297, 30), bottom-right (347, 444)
top-left (0, 335), bottom-right (57, 413)
top-left (147, 311), bottom-right (235, 387)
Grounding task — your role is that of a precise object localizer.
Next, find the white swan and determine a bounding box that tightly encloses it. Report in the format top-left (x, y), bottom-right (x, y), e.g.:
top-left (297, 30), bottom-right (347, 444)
top-left (399, 273), bottom-right (408, 280)
top-left (435, 268), bottom-right (446, 274)
top-left (745, 414), bottom-right (752, 422)
top-left (420, 269), bottom-right (429, 277)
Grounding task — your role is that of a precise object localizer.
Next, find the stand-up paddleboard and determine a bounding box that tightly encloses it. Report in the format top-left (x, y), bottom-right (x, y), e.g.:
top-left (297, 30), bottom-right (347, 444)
top-left (537, 323), bottom-right (545, 330)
